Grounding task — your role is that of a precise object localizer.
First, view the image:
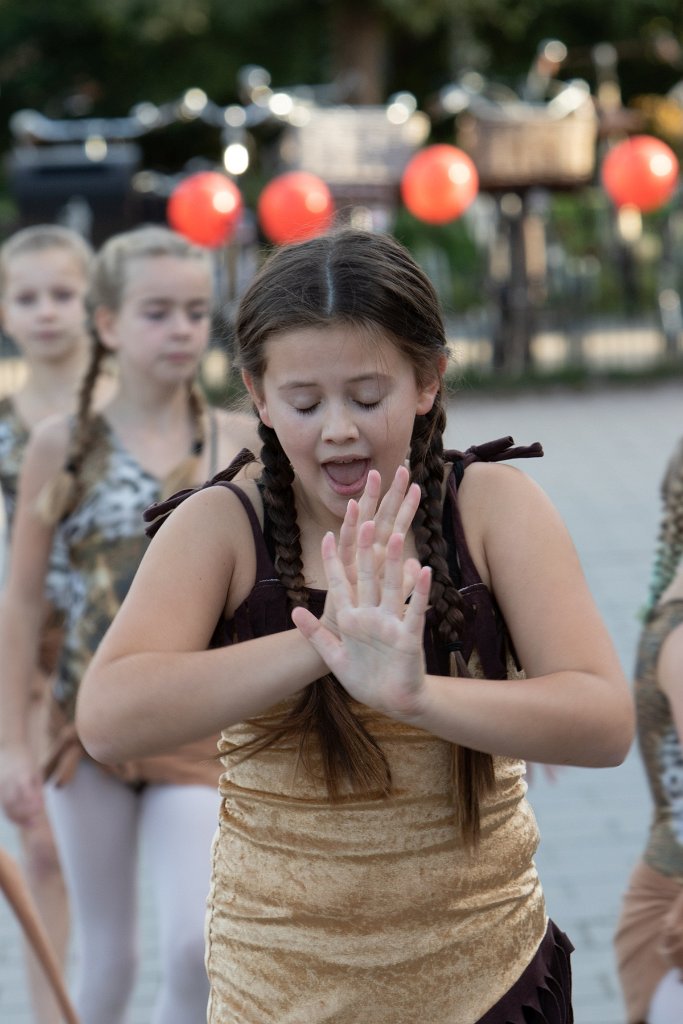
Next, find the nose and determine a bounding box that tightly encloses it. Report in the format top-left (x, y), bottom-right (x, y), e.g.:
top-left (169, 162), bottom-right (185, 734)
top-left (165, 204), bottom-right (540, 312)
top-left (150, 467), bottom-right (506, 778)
top-left (320, 402), bottom-right (359, 444)
top-left (168, 308), bottom-right (194, 336)
top-left (36, 295), bottom-right (58, 318)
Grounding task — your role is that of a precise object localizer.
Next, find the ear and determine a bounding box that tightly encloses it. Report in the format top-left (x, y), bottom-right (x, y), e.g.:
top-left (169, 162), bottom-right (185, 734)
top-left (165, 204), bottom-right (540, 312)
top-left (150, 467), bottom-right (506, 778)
top-left (415, 354), bottom-right (447, 415)
top-left (242, 370), bottom-right (273, 428)
top-left (93, 306), bottom-right (120, 353)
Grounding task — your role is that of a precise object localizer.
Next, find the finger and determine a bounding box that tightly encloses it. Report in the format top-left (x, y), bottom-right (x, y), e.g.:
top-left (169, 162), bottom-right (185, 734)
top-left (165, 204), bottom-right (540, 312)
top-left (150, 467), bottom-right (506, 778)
top-left (402, 557), bottom-right (423, 601)
top-left (403, 566), bottom-right (432, 637)
top-left (337, 499), bottom-right (359, 579)
top-left (372, 466), bottom-right (411, 545)
top-left (291, 606), bottom-right (344, 673)
top-left (356, 520), bottom-right (379, 606)
top-left (379, 531), bottom-right (408, 617)
top-left (320, 531), bottom-right (355, 610)
top-left (391, 482), bottom-right (422, 539)
top-left (356, 470), bottom-right (382, 524)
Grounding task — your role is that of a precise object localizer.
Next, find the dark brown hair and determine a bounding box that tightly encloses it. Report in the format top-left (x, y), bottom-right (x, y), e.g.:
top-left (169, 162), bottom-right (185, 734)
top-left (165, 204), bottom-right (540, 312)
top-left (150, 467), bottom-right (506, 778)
top-left (236, 229), bottom-right (494, 843)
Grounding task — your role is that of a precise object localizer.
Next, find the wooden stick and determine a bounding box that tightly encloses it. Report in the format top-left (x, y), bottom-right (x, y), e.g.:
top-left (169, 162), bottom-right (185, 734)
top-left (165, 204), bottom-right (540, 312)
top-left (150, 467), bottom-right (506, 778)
top-left (0, 846), bottom-right (79, 1024)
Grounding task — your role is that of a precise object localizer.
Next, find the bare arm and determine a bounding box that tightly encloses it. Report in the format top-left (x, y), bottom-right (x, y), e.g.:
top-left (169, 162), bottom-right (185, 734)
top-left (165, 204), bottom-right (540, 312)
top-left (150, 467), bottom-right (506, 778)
top-left (76, 466), bottom-right (422, 764)
top-left (76, 484), bottom-right (328, 762)
top-left (295, 464), bottom-right (634, 768)
top-left (656, 618), bottom-right (683, 968)
top-left (0, 418), bottom-right (66, 823)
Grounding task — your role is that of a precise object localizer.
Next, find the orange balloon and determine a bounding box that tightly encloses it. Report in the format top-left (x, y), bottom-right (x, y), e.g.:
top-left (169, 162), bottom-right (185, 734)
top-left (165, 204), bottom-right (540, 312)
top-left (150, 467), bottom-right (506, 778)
top-left (601, 135), bottom-right (679, 213)
top-left (258, 171), bottom-right (334, 245)
top-left (167, 171), bottom-right (243, 247)
top-left (401, 144), bottom-right (479, 224)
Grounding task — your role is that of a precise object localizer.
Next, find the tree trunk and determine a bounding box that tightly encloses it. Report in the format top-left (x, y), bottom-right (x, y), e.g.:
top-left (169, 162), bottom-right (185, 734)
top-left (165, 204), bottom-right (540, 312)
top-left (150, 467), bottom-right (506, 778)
top-left (327, 3), bottom-right (388, 104)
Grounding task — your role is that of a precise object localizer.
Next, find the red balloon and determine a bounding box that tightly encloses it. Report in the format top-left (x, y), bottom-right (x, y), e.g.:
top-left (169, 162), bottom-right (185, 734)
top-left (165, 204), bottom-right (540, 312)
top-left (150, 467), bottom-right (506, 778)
top-left (167, 171), bottom-right (243, 247)
top-left (258, 171), bottom-right (334, 245)
top-left (401, 144), bottom-right (479, 224)
top-left (601, 135), bottom-right (679, 213)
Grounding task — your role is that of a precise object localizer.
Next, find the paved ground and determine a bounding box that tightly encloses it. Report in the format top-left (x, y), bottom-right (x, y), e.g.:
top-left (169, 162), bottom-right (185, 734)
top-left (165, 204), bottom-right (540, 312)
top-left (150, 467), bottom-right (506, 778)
top-left (0, 377), bottom-right (681, 1022)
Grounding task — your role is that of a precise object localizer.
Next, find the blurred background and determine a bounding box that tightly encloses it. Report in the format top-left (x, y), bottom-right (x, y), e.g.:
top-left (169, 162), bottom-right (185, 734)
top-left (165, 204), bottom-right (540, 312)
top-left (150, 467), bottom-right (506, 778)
top-left (2, 0), bottom-right (683, 385)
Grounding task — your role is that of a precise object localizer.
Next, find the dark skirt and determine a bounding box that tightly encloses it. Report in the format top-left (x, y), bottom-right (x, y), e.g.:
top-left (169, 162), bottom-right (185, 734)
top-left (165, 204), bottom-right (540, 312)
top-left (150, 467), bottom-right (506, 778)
top-left (476, 920), bottom-right (574, 1024)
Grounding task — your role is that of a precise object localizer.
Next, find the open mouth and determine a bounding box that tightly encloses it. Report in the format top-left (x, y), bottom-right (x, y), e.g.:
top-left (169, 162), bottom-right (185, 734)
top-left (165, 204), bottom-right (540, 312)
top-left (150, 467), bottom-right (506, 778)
top-left (322, 458), bottom-right (370, 496)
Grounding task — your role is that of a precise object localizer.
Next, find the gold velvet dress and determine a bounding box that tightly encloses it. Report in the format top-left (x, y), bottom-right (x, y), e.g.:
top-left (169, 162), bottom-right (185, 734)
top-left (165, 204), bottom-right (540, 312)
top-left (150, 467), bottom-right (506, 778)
top-left (143, 440), bottom-right (571, 1022)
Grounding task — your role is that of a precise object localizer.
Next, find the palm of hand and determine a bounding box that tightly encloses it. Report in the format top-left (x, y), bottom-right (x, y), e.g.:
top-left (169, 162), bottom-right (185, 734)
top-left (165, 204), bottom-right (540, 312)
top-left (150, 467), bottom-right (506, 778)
top-left (293, 467), bottom-right (431, 722)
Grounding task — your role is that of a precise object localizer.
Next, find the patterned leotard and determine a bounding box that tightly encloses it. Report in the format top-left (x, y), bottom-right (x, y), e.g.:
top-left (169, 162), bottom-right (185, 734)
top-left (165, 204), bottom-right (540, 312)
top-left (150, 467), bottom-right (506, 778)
top-left (49, 412), bottom-right (221, 788)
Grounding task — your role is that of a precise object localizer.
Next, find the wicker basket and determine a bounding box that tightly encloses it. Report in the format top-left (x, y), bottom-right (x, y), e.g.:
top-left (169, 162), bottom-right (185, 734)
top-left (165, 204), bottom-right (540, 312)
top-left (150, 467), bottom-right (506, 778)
top-left (457, 83), bottom-right (598, 191)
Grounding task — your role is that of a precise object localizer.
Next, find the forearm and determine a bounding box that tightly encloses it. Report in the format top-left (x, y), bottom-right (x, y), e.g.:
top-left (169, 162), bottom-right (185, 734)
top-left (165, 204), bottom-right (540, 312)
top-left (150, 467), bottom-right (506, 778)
top-left (410, 670), bottom-right (634, 767)
top-left (77, 627), bottom-right (329, 762)
top-left (0, 596), bottom-right (45, 750)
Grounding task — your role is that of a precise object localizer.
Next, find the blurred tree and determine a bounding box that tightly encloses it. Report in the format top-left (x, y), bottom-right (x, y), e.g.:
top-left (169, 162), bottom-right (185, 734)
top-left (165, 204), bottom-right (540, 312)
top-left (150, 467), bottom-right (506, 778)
top-left (2, 0), bottom-right (683, 185)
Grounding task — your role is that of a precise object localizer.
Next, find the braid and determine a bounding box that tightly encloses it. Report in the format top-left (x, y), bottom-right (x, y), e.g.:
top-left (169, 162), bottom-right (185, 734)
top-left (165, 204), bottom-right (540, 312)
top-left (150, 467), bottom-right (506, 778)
top-left (34, 332), bottom-right (106, 525)
top-left (160, 381), bottom-right (208, 499)
top-left (410, 392), bottom-right (495, 844)
top-left (233, 418), bottom-right (392, 800)
top-left (258, 419), bottom-right (305, 604)
top-left (646, 439), bottom-right (683, 612)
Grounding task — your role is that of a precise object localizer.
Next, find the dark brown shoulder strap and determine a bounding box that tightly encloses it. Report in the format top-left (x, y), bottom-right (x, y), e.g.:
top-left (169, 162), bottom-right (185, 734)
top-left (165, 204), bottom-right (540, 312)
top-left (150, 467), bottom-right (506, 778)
top-left (443, 437), bottom-right (543, 589)
top-left (445, 436), bottom-right (544, 469)
top-left (143, 447), bottom-right (258, 538)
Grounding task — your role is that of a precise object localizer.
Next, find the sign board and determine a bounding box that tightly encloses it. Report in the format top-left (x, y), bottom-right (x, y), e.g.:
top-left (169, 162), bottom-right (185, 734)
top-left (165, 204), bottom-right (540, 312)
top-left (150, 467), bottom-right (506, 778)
top-left (278, 104), bottom-right (430, 204)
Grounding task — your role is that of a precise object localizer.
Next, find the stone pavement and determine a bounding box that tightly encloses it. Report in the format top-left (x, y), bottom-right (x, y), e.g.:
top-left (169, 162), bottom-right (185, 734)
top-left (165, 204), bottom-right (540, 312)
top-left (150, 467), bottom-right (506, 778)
top-left (0, 377), bottom-right (681, 1022)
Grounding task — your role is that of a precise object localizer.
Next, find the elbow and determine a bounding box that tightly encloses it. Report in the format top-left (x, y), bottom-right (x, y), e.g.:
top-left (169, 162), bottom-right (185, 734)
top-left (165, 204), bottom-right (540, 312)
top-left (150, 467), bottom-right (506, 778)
top-left (588, 696), bottom-right (636, 768)
top-left (75, 677), bottom-right (123, 766)
top-left (75, 706), bottom-right (118, 766)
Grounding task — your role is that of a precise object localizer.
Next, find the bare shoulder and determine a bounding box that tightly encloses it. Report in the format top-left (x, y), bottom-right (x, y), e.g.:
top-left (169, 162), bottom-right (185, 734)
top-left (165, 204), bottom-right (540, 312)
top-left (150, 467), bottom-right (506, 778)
top-left (148, 475), bottom-right (262, 614)
top-left (457, 459), bottom-right (557, 534)
top-left (210, 406), bottom-right (260, 463)
top-left (455, 460), bottom-right (569, 587)
top-left (20, 413), bottom-right (71, 489)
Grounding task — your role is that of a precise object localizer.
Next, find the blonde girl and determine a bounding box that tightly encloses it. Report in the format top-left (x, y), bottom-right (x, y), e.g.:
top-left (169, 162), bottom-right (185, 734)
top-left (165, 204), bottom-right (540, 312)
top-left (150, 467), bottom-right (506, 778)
top-left (0, 223), bottom-right (106, 1024)
top-left (615, 437), bottom-right (683, 1024)
top-left (0, 224), bottom-right (257, 1024)
top-left (77, 229), bottom-right (633, 1023)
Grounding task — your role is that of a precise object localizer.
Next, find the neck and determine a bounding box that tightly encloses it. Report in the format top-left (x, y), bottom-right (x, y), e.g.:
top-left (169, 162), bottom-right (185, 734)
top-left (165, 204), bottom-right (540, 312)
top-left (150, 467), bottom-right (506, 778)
top-left (16, 347), bottom-right (91, 425)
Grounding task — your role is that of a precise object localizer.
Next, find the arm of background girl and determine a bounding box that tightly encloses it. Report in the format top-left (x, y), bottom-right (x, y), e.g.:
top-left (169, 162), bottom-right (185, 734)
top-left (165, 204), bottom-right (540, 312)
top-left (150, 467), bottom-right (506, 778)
top-left (657, 619), bottom-right (683, 970)
top-left (297, 462), bottom-right (634, 768)
top-left (0, 417), bottom-right (66, 826)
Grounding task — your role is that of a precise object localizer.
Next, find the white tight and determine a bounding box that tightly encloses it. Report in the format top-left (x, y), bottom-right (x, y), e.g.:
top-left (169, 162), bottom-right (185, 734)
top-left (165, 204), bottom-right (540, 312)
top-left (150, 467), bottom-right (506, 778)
top-left (45, 758), bottom-right (218, 1024)
top-left (648, 968), bottom-right (683, 1024)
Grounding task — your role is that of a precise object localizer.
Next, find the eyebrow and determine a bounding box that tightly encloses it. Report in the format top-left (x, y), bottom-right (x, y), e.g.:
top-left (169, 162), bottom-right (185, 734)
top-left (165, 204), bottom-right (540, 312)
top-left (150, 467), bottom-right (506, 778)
top-left (277, 372), bottom-right (390, 392)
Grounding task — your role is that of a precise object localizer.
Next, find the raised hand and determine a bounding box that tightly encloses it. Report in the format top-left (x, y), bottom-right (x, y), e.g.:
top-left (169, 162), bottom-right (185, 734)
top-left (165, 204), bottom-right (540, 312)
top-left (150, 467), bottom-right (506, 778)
top-left (293, 517), bottom-right (432, 720)
top-left (0, 746), bottom-right (45, 827)
top-left (337, 465), bottom-right (420, 587)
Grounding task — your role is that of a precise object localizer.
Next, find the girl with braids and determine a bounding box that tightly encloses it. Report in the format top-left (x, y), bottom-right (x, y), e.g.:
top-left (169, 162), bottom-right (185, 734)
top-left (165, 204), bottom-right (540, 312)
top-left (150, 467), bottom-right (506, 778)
top-left (0, 223), bottom-right (112, 1024)
top-left (615, 437), bottom-right (683, 1024)
top-left (0, 224), bottom-right (258, 1024)
top-left (77, 228), bottom-right (633, 1024)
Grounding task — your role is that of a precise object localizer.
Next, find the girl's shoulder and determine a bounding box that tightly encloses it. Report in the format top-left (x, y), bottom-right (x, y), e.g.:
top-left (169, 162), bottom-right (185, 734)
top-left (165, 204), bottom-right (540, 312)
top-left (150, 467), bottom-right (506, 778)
top-left (145, 465), bottom-right (263, 542)
top-left (26, 412), bottom-right (71, 462)
top-left (209, 406), bottom-right (260, 462)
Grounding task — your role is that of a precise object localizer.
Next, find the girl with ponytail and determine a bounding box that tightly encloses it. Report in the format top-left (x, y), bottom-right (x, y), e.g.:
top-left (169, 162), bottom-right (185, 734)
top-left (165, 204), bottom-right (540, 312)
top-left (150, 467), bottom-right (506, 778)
top-left (77, 228), bottom-right (632, 1024)
top-left (0, 224), bottom-right (257, 1024)
top-left (615, 438), bottom-right (683, 1024)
